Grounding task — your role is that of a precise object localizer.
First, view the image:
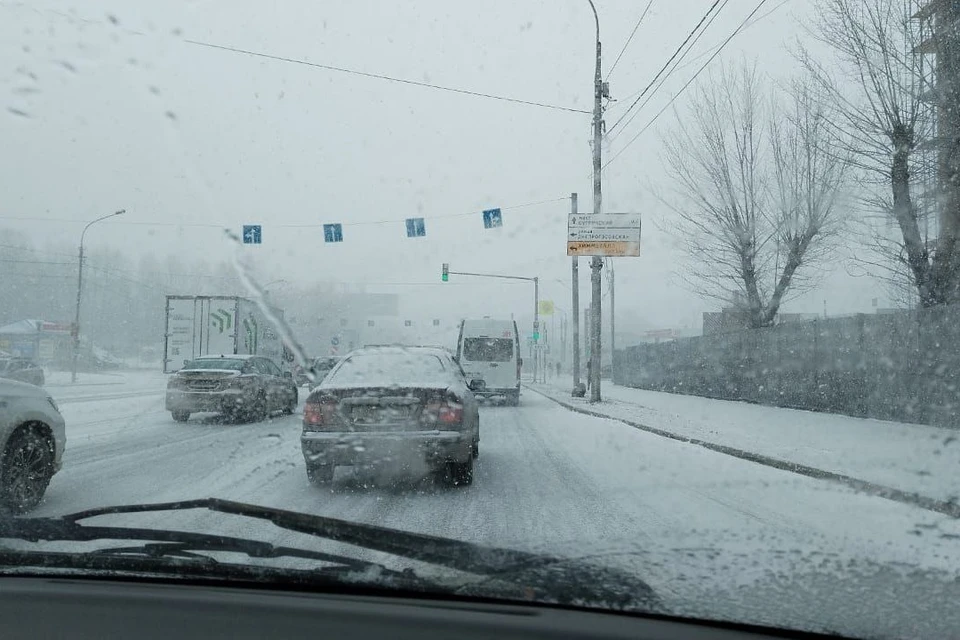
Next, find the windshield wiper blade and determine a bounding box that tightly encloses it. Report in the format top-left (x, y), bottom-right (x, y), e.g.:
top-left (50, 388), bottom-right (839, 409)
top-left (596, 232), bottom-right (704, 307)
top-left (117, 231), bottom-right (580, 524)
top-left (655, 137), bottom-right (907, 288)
top-left (54, 498), bottom-right (558, 576)
top-left (0, 513), bottom-right (412, 580)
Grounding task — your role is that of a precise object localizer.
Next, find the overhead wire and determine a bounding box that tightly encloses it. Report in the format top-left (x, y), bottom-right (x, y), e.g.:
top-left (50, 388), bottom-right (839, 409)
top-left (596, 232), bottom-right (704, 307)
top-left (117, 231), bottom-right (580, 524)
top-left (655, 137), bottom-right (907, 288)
top-left (602, 0), bottom-right (774, 171)
top-left (606, 0), bottom-right (724, 136)
top-left (604, 0), bottom-right (655, 81)
top-left (606, 0), bottom-right (731, 144)
top-left (185, 40), bottom-right (590, 115)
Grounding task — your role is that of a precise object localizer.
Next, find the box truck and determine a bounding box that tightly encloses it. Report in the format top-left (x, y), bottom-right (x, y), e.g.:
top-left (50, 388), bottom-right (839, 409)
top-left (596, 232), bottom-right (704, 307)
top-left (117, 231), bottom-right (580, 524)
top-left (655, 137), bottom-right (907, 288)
top-left (163, 296), bottom-right (285, 373)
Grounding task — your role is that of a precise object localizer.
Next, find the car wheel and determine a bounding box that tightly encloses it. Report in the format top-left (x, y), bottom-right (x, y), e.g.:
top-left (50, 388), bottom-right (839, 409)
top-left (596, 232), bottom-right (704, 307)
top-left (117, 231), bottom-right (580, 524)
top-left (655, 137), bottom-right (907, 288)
top-left (171, 410), bottom-right (190, 423)
top-left (250, 391), bottom-right (268, 422)
top-left (509, 391), bottom-right (520, 406)
top-left (306, 463), bottom-right (334, 485)
top-left (0, 426), bottom-right (54, 514)
top-left (443, 457), bottom-right (474, 487)
top-left (283, 387), bottom-right (298, 415)
top-left (472, 437), bottom-right (479, 459)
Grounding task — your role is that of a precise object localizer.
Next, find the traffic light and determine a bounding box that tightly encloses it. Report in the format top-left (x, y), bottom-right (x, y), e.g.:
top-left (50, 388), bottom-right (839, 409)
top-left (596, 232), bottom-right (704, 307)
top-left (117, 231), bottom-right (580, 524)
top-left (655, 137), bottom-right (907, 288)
top-left (533, 320), bottom-right (540, 342)
top-left (441, 263), bottom-right (449, 282)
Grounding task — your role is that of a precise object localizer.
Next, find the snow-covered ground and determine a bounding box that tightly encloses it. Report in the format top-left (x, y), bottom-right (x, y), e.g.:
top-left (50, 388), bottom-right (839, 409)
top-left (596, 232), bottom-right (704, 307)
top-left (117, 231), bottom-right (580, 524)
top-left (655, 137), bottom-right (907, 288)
top-left (19, 373), bottom-right (960, 638)
top-left (533, 379), bottom-right (960, 505)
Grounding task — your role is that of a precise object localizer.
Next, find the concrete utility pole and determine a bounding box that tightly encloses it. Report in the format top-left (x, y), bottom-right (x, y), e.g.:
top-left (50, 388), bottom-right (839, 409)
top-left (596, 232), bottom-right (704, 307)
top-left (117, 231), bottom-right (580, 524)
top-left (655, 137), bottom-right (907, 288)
top-left (587, 0), bottom-right (604, 402)
top-left (570, 193), bottom-right (581, 392)
top-left (609, 259), bottom-right (615, 383)
top-left (71, 209), bottom-right (125, 383)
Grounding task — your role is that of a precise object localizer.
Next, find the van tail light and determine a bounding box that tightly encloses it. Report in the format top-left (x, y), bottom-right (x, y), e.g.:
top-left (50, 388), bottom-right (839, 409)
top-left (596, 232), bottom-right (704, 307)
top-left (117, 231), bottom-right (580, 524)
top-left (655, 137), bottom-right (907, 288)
top-left (303, 396), bottom-right (338, 431)
top-left (421, 398), bottom-right (464, 427)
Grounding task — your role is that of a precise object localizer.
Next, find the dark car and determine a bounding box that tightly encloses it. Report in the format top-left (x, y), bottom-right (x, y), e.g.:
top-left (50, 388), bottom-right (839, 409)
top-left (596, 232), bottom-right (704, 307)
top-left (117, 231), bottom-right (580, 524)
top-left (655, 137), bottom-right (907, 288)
top-left (301, 346), bottom-right (482, 486)
top-left (165, 355), bottom-right (298, 423)
top-left (295, 356), bottom-right (342, 387)
top-left (0, 358), bottom-right (44, 387)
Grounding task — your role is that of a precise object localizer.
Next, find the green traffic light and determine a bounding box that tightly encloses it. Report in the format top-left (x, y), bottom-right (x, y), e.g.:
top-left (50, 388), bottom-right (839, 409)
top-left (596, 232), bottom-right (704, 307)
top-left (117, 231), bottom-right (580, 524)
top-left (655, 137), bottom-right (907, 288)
top-left (533, 332), bottom-right (540, 341)
top-left (442, 273), bottom-right (448, 282)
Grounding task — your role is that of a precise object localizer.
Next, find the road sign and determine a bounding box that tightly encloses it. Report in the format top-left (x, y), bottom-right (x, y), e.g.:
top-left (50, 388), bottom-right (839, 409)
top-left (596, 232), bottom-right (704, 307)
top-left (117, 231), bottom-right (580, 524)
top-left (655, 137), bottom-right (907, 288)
top-left (567, 213), bottom-right (641, 257)
top-left (538, 300), bottom-right (554, 316)
top-left (323, 223), bottom-right (343, 243)
top-left (482, 208), bottom-right (503, 229)
top-left (242, 225), bottom-right (262, 244)
top-left (405, 217), bottom-right (426, 238)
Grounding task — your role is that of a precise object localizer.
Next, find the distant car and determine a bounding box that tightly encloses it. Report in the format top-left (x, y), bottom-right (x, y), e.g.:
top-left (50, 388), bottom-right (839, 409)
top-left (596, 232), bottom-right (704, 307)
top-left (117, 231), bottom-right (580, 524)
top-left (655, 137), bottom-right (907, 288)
top-left (0, 378), bottom-right (64, 513)
top-left (301, 346), bottom-right (483, 486)
top-left (295, 356), bottom-right (342, 387)
top-left (0, 358), bottom-right (44, 387)
top-left (165, 355), bottom-right (298, 423)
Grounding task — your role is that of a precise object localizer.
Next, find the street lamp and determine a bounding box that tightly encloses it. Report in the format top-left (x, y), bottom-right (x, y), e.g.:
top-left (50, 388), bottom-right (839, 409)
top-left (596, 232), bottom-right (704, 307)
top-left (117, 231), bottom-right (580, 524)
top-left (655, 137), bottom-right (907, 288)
top-left (71, 209), bottom-right (125, 383)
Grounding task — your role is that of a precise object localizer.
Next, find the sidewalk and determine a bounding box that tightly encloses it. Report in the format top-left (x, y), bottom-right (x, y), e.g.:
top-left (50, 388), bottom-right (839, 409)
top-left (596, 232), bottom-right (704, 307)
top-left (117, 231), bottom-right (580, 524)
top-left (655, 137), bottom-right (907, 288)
top-left (530, 379), bottom-right (959, 506)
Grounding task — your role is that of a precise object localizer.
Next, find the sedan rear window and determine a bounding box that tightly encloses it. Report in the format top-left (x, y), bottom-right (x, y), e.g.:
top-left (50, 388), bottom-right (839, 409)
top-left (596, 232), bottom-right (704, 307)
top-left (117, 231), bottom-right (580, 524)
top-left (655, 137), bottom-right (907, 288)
top-left (326, 352), bottom-right (448, 386)
top-left (462, 338), bottom-right (513, 362)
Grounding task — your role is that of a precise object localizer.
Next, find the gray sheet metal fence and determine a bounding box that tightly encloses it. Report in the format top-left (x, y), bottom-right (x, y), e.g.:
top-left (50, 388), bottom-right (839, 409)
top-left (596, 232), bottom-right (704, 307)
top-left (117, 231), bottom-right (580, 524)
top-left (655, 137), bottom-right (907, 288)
top-left (613, 307), bottom-right (960, 428)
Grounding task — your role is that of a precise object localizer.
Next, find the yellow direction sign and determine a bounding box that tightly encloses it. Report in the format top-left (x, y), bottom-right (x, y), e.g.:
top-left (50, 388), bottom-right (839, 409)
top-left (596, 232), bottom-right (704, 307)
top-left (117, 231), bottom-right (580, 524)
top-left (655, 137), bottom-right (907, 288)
top-left (538, 300), bottom-right (555, 316)
top-left (567, 240), bottom-right (640, 257)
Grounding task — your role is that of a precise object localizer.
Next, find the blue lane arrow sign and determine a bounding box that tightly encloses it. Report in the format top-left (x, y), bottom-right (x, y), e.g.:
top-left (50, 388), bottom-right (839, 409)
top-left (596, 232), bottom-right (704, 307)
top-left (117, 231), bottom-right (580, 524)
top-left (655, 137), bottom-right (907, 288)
top-left (323, 223), bottom-right (343, 243)
top-left (405, 217), bottom-right (426, 238)
top-left (482, 208), bottom-right (502, 229)
top-left (242, 225), bottom-right (262, 244)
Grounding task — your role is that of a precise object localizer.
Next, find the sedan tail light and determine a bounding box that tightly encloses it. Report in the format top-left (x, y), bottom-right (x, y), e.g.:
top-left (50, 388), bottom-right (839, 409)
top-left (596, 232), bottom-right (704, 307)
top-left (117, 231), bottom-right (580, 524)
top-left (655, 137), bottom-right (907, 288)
top-left (421, 398), bottom-right (464, 427)
top-left (303, 396), bottom-right (339, 431)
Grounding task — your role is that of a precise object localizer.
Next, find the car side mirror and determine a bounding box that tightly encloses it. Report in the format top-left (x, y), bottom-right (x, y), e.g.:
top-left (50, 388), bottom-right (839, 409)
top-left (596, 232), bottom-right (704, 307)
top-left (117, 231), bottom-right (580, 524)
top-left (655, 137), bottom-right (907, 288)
top-left (468, 379), bottom-right (486, 392)
top-left (283, 371), bottom-right (293, 379)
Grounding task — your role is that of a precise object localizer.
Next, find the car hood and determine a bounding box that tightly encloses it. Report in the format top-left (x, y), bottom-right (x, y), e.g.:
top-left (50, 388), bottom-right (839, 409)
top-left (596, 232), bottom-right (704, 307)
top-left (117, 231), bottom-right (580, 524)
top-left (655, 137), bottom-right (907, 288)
top-left (0, 378), bottom-right (48, 399)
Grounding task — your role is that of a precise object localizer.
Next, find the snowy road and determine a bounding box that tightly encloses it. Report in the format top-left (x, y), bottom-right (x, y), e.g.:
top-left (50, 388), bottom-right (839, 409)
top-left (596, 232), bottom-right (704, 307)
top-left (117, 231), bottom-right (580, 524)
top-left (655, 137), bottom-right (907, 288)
top-left (30, 376), bottom-right (960, 637)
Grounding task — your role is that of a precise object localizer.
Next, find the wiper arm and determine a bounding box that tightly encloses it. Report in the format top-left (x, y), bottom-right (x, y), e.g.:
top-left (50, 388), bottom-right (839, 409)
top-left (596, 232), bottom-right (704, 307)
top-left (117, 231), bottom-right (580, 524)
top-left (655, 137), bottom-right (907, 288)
top-left (0, 512), bottom-right (411, 579)
top-left (55, 498), bottom-right (558, 576)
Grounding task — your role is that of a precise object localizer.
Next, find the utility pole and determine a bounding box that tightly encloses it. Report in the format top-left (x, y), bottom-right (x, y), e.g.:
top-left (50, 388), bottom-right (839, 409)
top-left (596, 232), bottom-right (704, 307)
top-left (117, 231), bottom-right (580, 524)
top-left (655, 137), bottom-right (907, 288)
top-left (570, 192), bottom-right (581, 392)
top-left (588, 0), bottom-right (605, 403)
top-left (609, 259), bottom-right (615, 384)
top-left (533, 276), bottom-right (540, 383)
top-left (72, 209), bottom-right (125, 383)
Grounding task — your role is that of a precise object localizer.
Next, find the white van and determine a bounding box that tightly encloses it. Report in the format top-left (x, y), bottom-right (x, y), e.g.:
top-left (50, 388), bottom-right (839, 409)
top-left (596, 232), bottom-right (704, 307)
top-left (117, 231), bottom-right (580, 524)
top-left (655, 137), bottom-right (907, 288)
top-left (455, 318), bottom-right (522, 405)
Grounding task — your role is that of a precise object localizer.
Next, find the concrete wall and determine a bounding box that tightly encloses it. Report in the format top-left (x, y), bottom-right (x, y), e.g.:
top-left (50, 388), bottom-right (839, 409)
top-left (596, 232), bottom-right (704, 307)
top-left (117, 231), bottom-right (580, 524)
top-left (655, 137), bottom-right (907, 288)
top-left (614, 306), bottom-right (960, 428)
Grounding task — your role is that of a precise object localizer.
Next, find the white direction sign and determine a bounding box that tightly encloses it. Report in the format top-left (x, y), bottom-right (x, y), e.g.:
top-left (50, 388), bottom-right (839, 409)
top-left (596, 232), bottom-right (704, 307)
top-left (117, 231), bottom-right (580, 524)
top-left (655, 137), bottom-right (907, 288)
top-left (567, 213), bottom-right (641, 257)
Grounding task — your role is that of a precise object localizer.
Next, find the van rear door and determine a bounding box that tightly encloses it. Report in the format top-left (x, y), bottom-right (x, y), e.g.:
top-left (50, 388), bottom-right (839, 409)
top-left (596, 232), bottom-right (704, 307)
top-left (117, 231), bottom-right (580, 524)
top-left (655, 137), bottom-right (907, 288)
top-left (460, 335), bottom-right (516, 392)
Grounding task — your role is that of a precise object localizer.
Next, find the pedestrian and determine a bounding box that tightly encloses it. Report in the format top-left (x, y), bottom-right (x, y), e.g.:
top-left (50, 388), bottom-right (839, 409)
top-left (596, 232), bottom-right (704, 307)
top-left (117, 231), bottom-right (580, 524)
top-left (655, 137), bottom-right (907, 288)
top-left (586, 358), bottom-right (592, 390)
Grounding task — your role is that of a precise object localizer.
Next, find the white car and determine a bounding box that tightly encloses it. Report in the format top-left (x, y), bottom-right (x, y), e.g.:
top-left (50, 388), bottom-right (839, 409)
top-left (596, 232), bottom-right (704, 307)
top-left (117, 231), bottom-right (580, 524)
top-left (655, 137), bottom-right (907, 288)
top-left (0, 378), bottom-right (65, 513)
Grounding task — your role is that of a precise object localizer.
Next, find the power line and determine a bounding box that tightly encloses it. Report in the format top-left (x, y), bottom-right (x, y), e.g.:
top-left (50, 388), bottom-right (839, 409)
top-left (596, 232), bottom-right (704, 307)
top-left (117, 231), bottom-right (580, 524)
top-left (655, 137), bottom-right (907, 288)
top-left (605, 0), bottom-right (655, 81)
top-left (607, 0), bottom-right (724, 136)
top-left (606, 0), bottom-right (731, 145)
top-left (185, 39), bottom-right (591, 115)
top-left (0, 259), bottom-right (73, 265)
top-left (603, 0), bottom-right (773, 171)
top-left (0, 197), bottom-right (568, 230)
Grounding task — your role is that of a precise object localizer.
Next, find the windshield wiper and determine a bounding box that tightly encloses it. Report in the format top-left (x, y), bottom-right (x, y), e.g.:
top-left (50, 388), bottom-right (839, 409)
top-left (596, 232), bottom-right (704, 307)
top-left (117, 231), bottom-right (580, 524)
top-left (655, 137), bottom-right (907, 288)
top-left (0, 498), bottom-right (661, 611)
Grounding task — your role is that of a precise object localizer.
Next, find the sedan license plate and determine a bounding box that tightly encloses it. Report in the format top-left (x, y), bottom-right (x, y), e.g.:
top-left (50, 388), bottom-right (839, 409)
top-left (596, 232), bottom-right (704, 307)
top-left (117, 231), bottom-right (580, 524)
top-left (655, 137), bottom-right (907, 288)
top-left (351, 405), bottom-right (412, 424)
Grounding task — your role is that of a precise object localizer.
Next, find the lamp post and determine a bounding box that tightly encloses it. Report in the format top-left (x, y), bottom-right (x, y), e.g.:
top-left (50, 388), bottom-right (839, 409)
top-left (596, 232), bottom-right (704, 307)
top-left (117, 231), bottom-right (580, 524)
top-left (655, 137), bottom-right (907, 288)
top-left (71, 210), bottom-right (124, 383)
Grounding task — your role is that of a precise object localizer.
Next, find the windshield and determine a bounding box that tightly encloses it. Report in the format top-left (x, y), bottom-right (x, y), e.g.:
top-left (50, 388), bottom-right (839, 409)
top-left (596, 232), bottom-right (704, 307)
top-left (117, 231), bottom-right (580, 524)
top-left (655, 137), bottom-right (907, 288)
top-left (462, 338), bottom-right (513, 362)
top-left (3, 2), bottom-right (960, 638)
top-left (182, 359), bottom-right (246, 371)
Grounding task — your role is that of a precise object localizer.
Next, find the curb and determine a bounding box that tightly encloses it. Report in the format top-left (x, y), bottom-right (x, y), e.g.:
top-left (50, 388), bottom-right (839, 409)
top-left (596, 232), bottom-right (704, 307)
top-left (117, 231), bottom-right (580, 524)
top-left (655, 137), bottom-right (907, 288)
top-left (525, 385), bottom-right (960, 520)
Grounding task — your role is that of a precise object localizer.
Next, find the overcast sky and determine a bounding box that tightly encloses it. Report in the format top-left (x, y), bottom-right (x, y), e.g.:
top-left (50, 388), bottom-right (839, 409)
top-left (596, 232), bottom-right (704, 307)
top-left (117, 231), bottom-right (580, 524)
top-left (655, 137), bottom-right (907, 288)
top-left (0, 0), bottom-right (889, 336)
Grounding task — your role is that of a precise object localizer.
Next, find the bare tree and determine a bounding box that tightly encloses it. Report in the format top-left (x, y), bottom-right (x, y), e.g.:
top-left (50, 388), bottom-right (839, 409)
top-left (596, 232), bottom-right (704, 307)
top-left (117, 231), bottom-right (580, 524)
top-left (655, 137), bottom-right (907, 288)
top-left (660, 63), bottom-right (848, 328)
top-left (803, 0), bottom-right (960, 306)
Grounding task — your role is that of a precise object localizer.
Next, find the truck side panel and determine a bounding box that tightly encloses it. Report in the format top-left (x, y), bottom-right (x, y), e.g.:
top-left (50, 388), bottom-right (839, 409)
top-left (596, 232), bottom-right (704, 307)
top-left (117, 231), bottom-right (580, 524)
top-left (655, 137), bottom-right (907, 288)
top-left (204, 297), bottom-right (240, 357)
